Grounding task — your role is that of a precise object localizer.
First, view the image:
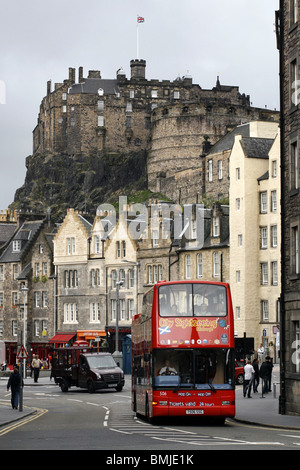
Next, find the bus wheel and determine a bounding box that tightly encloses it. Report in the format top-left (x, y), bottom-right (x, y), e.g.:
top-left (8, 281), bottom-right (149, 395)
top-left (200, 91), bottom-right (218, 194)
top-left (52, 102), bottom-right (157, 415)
top-left (60, 378), bottom-right (69, 392)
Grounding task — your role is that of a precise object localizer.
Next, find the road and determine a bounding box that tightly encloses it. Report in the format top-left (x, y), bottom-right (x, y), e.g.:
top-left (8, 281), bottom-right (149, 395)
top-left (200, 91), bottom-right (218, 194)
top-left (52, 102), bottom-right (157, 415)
top-left (0, 376), bottom-right (299, 454)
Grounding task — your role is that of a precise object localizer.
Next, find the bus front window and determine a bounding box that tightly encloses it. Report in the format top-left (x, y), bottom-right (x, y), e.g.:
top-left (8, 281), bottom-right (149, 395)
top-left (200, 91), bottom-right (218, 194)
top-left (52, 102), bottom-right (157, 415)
top-left (153, 349), bottom-right (234, 389)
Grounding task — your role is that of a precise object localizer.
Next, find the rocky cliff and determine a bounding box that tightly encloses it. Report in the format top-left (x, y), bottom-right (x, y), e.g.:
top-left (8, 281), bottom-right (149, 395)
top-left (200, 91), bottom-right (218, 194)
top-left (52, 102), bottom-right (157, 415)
top-left (11, 149), bottom-right (150, 222)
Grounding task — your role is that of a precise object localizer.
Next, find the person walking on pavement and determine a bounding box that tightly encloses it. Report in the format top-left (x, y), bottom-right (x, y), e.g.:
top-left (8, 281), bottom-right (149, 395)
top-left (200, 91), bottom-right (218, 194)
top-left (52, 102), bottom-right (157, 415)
top-left (7, 365), bottom-right (23, 409)
top-left (252, 358), bottom-right (260, 393)
top-left (243, 358), bottom-right (255, 398)
top-left (257, 344), bottom-right (264, 364)
top-left (32, 354), bottom-right (42, 383)
top-left (260, 356), bottom-right (272, 394)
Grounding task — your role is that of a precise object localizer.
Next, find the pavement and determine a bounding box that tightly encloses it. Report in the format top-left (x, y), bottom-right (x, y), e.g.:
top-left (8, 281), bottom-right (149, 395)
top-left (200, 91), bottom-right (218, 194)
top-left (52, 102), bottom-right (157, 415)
top-left (0, 366), bottom-right (300, 430)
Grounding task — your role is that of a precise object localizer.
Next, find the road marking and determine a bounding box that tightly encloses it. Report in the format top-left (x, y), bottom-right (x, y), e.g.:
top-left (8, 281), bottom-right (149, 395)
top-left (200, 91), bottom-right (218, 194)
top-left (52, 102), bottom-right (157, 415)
top-left (0, 407), bottom-right (48, 437)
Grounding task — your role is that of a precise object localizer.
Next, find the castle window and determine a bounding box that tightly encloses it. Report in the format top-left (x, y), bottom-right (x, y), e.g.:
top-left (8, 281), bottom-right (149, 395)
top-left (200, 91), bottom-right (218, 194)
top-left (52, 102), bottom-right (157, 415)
top-left (62, 105), bottom-right (67, 113)
top-left (151, 90), bottom-right (158, 98)
top-left (62, 93), bottom-right (67, 101)
top-left (98, 116), bottom-right (104, 127)
top-left (98, 100), bottom-right (104, 111)
top-left (126, 102), bottom-right (132, 112)
top-left (98, 88), bottom-right (104, 96)
top-left (130, 90), bottom-right (134, 99)
top-left (174, 91), bottom-right (180, 99)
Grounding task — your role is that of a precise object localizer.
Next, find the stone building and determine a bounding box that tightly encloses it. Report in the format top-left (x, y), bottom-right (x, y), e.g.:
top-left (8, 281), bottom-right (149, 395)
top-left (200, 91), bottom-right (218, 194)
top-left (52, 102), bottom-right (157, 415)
top-left (229, 121), bottom-right (280, 357)
top-left (0, 215), bottom-right (55, 364)
top-left (276, 0), bottom-right (300, 415)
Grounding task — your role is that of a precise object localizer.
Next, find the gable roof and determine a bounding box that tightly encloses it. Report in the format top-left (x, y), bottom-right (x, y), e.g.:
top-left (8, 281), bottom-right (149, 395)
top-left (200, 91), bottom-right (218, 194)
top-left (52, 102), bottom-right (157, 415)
top-left (0, 220), bottom-right (45, 263)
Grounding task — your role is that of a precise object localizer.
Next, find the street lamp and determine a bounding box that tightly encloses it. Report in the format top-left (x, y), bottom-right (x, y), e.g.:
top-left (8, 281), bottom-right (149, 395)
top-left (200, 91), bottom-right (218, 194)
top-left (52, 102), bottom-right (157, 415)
top-left (20, 286), bottom-right (29, 379)
top-left (115, 280), bottom-right (124, 354)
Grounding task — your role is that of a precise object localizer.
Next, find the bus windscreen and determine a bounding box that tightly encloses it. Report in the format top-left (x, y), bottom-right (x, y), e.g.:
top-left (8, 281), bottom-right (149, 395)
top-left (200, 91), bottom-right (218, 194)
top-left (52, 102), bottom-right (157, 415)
top-left (153, 348), bottom-right (234, 390)
top-left (159, 283), bottom-right (227, 317)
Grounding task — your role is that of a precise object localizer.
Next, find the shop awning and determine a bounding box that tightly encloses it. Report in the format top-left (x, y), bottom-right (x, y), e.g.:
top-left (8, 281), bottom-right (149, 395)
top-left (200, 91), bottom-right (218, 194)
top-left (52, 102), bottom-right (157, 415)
top-left (77, 330), bottom-right (106, 340)
top-left (49, 333), bottom-right (76, 344)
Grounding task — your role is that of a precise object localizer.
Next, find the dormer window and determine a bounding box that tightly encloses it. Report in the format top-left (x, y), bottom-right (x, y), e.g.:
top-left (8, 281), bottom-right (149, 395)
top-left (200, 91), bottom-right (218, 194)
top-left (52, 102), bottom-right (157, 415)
top-left (98, 88), bottom-right (104, 96)
top-left (12, 240), bottom-right (21, 252)
top-left (213, 216), bottom-right (220, 237)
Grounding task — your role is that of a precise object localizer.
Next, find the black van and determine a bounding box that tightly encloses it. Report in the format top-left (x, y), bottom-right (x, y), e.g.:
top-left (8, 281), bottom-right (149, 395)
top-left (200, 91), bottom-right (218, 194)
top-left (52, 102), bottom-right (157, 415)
top-left (51, 348), bottom-right (125, 393)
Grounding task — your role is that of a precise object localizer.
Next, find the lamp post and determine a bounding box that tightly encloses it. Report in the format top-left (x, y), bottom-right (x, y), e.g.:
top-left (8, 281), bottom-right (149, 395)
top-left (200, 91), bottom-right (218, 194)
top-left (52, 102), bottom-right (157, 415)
top-left (115, 280), bottom-right (123, 354)
top-left (20, 286), bottom-right (29, 379)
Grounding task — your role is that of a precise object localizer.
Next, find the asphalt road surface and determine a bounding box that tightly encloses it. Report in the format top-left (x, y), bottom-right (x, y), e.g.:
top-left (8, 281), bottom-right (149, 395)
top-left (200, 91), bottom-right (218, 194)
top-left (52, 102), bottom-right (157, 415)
top-left (0, 377), bottom-right (299, 454)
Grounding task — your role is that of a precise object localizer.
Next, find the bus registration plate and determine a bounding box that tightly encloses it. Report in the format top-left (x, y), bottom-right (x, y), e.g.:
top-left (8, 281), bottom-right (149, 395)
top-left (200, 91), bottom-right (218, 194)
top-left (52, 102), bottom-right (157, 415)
top-left (186, 410), bottom-right (204, 415)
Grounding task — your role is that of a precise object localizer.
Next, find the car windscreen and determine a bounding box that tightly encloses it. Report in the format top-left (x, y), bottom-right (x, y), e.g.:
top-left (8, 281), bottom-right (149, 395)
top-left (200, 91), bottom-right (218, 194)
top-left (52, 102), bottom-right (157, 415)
top-left (87, 355), bottom-right (117, 369)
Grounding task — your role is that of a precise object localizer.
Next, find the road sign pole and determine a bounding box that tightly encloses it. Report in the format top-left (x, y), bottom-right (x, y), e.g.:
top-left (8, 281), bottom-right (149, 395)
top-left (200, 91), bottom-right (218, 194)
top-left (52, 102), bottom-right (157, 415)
top-left (19, 361), bottom-right (23, 412)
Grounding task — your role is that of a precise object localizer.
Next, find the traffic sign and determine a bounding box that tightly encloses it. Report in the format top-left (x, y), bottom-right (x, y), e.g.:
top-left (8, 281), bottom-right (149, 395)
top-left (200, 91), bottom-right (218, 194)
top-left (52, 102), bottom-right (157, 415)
top-left (17, 345), bottom-right (28, 359)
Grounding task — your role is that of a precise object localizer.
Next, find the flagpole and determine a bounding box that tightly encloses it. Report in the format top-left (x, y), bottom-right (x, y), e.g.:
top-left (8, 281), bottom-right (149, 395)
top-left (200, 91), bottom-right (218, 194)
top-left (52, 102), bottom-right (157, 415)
top-left (137, 17), bottom-right (139, 59)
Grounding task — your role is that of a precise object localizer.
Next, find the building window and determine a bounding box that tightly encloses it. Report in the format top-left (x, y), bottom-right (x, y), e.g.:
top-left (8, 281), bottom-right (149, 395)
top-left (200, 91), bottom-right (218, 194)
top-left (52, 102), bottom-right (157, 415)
top-left (91, 269), bottom-right (100, 287)
top-left (120, 269), bottom-right (126, 287)
top-left (95, 235), bottom-right (101, 254)
top-left (261, 300), bottom-right (269, 322)
top-left (34, 292), bottom-right (40, 308)
top-left (128, 269), bottom-right (134, 288)
top-left (0, 265), bottom-right (3, 281)
top-left (98, 116), bottom-right (104, 127)
top-left (12, 292), bottom-right (18, 307)
top-left (147, 264), bottom-right (163, 284)
top-left (208, 160), bottom-right (213, 182)
top-left (218, 160), bottom-right (223, 180)
top-left (290, 0), bottom-right (298, 25)
top-left (213, 252), bottom-right (219, 278)
top-left (128, 299), bottom-right (134, 319)
top-left (97, 100), bottom-right (104, 111)
top-left (130, 90), bottom-right (134, 99)
top-left (111, 299), bottom-right (116, 321)
top-left (12, 240), bottom-right (21, 252)
top-left (260, 192), bottom-right (268, 213)
top-left (122, 241), bottom-right (126, 257)
top-left (271, 191), bottom-right (277, 212)
top-left (116, 241), bottom-right (121, 258)
top-left (152, 230), bottom-right (159, 248)
top-left (261, 263), bottom-right (269, 285)
top-left (126, 102), bottom-right (132, 112)
top-left (238, 234), bottom-right (243, 247)
top-left (236, 270), bottom-right (241, 283)
top-left (13, 264), bottom-right (18, 280)
top-left (90, 303), bottom-right (100, 323)
top-left (185, 255), bottom-right (191, 279)
top-left (291, 224), bottom-right (299, 274)
top-left (64, 303), bottom-right (78, 324)
top-left (236, 168), bottom-right (240, 180)
top-left (272, 160), bottom-right (277, 178)
top-left (34, 320), bottom-right (40, 337)
top-left (112, 270), bottom-right (117, 289)
top-left (271, 261), bottom-right (278, 285)
top-left (290, 140), bottom-right (299, 190)
top-left (260, 227), bottom-right (268, 249)
top-left (291, 58), bottom-right (298, 106)
top-left (174, 91), bottom-right (180, 99)
top-left (271, 225), bottom-right (278, 248)
top-left (67, 237), bottom-right (75, 255)
top-left (151, 90), bottom-right (158, 98)
top-left (197, 253), bottom-right (203, 278)
top-left (0, 292), bottom-right (3, 307)
top-left (42, 291), bottom-right (48, 308)
top-left (12, 320), bottom-right (18, 336)
top-left (236, 306), bottom-right (241, 320)
top-left (213, 216), bottom-right (220, 237)
top-left (120, 299), bottom-right (126, 320)
top-left (236, 198), bottom-right (240, 211)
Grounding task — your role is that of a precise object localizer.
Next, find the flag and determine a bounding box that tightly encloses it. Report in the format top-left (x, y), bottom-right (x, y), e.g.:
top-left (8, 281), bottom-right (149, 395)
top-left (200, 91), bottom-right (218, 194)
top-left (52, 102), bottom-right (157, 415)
top-left (137, 16), bottom-right (144, 23)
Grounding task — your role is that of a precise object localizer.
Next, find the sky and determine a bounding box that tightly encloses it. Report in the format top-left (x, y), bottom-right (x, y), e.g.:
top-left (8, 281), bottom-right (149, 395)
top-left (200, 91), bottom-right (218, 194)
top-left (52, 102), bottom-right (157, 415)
top-left (0, 0), bottom-right (280, 211)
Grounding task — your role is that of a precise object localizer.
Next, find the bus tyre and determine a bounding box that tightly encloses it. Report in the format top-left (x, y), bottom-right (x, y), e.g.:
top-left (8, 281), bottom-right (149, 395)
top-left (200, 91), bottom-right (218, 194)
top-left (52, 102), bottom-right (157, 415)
top-left (60, 378), bottom-right (69, 393)
top-left (87, 380), bottom-right (96, 393)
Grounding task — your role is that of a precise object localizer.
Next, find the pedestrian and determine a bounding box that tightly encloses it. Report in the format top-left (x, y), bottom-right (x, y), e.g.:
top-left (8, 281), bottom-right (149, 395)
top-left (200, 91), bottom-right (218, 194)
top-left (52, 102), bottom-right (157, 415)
top-left (257, 343), bottom-right (264, 364)
top-left (259, 356), bottom-right (272, 394)
top-left (31, 354), bottom-right (42, 383)
top-left (7, 365), bottom-right (23, 409)
top-left (252, 358), bottom-right (260, 393)
top-left (243, 358), bottom-right (255, 398)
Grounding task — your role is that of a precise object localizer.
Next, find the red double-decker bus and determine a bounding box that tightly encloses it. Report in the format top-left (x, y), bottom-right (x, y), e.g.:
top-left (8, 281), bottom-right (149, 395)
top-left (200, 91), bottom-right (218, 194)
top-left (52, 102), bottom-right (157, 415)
top-left (131, 280), bottom-right (235, 423)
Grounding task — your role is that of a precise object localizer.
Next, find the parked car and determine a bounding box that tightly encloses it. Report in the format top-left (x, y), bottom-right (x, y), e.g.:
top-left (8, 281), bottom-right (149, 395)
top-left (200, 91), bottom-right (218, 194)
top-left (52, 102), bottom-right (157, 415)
top-left (51, 347), bottom-right (125, 393)
top-left (235, 359), bottom-right (245, 385)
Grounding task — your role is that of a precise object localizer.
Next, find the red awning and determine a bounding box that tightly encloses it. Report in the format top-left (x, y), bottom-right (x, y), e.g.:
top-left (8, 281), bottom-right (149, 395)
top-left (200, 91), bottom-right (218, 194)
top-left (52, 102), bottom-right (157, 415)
top-left (49, 333), bottom-right (76, 344)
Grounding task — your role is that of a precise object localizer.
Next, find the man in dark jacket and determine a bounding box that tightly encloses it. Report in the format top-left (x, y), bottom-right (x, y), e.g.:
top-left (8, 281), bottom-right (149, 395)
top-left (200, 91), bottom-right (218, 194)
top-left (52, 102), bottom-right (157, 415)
top-left (7, 365), bottom-right (23, 409)
top-left (259, 356), bottom-right (272, 394)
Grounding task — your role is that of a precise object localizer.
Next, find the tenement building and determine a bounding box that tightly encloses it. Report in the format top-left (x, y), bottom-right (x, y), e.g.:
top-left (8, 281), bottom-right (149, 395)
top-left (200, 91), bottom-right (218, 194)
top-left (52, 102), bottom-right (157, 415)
top-left (277, 0), bottom-right (300, 415)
